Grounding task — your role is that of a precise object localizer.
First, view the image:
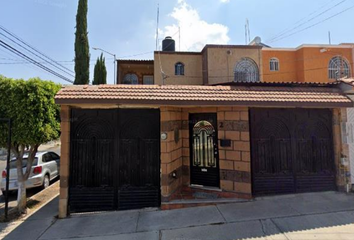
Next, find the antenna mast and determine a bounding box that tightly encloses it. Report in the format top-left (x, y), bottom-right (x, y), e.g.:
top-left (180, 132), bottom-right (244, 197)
top-left (245, 19), bottom-right (250, 44)
top-left (179, 26), bottom-right (181, 51)
top-left (156, 4), bottom-right (160, 50)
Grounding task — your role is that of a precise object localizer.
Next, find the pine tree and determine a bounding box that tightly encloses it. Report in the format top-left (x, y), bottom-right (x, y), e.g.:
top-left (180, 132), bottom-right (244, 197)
top-left (74, 0), bottom-right (90, 85)
top-left (93, 53), bottom-right (107, 85)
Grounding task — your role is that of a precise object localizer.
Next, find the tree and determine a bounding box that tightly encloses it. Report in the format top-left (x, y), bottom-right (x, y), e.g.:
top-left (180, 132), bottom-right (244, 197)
top-left (0, 76), bottom-right (61, 214)
top-left (74, 0), bottom-right (90, 85)
top-left (93, 53), bottom-right (107, 85)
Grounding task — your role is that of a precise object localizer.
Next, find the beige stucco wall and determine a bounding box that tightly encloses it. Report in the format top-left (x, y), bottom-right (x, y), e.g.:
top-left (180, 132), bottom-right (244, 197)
top-left (153, 52), bottom-right (203, 85)
top-left (206, 47), bottom-right (263, 85)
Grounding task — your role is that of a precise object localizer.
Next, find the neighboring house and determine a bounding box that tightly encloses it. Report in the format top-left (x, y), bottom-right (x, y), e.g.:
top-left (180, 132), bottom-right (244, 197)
top-left (56, 37), bottom-right (354, 218)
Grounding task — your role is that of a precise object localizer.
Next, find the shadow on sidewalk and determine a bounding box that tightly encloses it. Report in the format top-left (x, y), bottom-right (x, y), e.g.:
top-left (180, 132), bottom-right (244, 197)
top-left (3, 197), bottom-right (58, 240)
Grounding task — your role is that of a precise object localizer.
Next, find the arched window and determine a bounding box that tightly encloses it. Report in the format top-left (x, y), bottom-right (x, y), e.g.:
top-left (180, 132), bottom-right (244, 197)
top-left (175, 62), bottom-right (184, 75)
top-left (123, 73), bottom-right (138, 84)
top-left (270, 58), bottom-right (279, 71)
top-left (328, 56), bottom-right (351, 79)
top-left (234, 58), bottom-right (260, 82)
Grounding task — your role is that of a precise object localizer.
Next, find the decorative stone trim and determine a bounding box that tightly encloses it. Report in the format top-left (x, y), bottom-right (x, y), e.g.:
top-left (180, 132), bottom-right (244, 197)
top-left (220, 170), bottom-right (251, 183)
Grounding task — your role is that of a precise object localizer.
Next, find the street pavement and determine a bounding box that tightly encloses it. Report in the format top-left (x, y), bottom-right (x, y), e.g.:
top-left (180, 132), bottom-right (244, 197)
top-left (3, 191), bottom-right (354, 240)
top-left (0, 144), bottom-right (60, 215)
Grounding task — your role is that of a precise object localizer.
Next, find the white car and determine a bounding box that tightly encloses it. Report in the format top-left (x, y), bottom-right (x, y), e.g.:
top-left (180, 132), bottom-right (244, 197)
top-left (1, 151), bottom-right (60, 194)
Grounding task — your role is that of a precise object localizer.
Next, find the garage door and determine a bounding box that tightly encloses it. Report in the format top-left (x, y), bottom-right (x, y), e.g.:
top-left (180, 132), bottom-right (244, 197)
top-left (69, 109), bottom-right (160, 213)
top-left (250, 108), bottom-right (336, 196)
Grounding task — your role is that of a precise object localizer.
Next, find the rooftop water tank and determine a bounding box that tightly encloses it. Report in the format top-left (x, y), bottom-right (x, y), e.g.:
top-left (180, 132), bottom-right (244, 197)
top-left (162, 36), bottom-right (175, 52)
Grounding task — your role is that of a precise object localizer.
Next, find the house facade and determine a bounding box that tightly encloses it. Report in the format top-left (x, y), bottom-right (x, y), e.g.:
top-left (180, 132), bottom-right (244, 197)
top-left (56, 38), bottom-right (354, 218)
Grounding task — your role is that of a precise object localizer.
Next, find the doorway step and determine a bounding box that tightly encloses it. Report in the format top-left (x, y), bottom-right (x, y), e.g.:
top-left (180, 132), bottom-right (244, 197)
top-left (161, 186), bottom-right (252, 210)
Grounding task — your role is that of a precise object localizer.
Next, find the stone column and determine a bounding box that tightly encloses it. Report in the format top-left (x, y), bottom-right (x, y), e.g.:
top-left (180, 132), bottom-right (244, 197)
top-left (59, 105), bottom-right (70, 218)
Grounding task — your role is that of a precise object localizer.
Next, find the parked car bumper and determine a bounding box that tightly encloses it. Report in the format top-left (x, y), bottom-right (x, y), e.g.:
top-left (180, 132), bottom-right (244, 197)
top-left (1, 175), bottom-right (43, 192)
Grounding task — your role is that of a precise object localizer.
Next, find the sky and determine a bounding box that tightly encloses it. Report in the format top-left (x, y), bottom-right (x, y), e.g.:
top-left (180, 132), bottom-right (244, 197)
top-left (0, 0), bottom-right (353, 84)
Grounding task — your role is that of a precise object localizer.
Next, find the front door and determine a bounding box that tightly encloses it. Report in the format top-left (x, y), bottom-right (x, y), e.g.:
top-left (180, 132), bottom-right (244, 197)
top-left (189, 113), bottom-right (219, 188)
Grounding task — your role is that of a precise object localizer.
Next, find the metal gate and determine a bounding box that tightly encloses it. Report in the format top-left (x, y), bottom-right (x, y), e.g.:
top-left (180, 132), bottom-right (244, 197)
top-left (250, 108), bottom-right (336, 196)
top-left (69, 109), bottom-right (160, 213)
top-left (118, 109), bottom-right (160, 210)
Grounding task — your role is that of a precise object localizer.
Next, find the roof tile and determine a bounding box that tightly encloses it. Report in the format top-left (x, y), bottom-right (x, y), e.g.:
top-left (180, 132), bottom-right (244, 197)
top-left (55, 84), bottom-right (352, 106)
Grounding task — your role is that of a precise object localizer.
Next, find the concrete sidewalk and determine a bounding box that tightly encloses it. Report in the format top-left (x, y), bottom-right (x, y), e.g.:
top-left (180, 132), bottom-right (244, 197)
top-left (4, 191), bottom-right (354, 240)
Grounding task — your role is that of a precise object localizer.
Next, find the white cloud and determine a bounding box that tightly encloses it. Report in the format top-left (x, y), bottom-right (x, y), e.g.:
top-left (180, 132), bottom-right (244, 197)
top-left (220, 0), bottom-right (230, 3)
top-left (162, 0), bottom-right (230, 51)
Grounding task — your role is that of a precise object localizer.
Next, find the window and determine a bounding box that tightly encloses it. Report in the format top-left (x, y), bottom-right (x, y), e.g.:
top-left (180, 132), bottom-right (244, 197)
top-left (9, 158), bottom-right (38, 169)
top-left (175, 62), bottom-right (184, 75)
top-left (50, 152), bottom-right (60, 160)
top-left (328, 56), bottom-right (351, 79)
top-left (123, 73), bottom-right (139, 84)
top-left (270, 58), bottom-right (279, 71)
top-left (234, 58), bottom-right (260, 82)
top-left (192, 121), bottom-right (216, 168)
top-left (143, 75), bottom-right (154, 85)
top-left (42, 153), bottom-right (52, 163)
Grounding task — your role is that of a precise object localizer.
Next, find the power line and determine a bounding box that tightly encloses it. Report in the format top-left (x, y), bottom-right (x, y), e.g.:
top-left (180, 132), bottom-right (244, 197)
top-left (266, 0), bottom-right (345, 43)
top-left (0, 40), bottom-right (74, 83)
top-left (268, 4), bottom-right (354, 43)
top-left (0, 25), bottom-right (75, 75)
top-left (0, 61), bottom-right (74, 65)
top-left (0, 32), bottom-right (75, 78)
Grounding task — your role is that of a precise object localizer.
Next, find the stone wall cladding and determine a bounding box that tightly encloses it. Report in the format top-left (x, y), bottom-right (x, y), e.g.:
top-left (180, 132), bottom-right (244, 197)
top-left (160, 107), bottom-right (183, 199)
top-left (161, 106), bottom-right (252, 201)
top-left (334, 108), bottom-right (351, 191)
top-left (216, 107), bottom-right (252, 195)
top-left (59, 105), bottom-right (70, 218)
top-left (180, 107), bottom-right (252, 196)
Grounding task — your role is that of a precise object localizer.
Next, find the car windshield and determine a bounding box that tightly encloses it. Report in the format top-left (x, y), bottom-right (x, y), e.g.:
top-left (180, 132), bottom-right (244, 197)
top-left (9, 158), bottom-right (38, 169)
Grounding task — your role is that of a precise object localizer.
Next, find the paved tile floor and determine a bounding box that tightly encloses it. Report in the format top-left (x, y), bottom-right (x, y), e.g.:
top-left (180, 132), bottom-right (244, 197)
top-left (4, 191), bottom-right (354, 240)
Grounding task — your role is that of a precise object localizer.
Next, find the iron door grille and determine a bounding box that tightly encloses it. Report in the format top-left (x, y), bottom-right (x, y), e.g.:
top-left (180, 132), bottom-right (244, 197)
top-left (250, 108), bottom-right (336, 196)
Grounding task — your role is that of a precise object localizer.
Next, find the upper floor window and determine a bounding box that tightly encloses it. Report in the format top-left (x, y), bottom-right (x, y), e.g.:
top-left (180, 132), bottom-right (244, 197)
top-left (123, 73), bottom-right (138, 84)
top-left (270, 58), bottom-right (279, 71)
top-left (234, 58), bottom-right (260, 82)
top-left (175, 62), bottom-right (184, 75)
top-left (143, 75), bottom-right (154, 85)
top-left (328, 56), bottom-right (351, 79)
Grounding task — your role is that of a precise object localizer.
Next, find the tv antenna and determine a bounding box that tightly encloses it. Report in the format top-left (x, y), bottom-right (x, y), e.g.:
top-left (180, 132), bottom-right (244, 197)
top-left (245, 19), bottom-right (250, 44)
top-left (156, 3), bottom-right (160, 50)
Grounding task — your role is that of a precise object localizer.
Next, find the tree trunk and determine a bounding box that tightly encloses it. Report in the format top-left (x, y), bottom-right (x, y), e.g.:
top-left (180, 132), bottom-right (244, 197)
top-left (12, 144), bottom-right (38, 214)
top-left (17, 180), bottom-right (27, 214)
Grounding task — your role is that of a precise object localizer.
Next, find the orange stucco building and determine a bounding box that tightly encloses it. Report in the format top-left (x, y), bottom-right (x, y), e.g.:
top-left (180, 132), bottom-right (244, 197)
top-left (263, 44), bottom-right (354, 83)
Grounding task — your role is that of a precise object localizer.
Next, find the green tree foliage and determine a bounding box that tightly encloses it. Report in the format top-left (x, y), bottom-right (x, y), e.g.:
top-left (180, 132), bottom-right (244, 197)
top-left (74, 0), bottom-right (90, 85)
top-left (93, 53), bottom-right (107, 85)
top-left (0, 76), bottom-right (61, 213)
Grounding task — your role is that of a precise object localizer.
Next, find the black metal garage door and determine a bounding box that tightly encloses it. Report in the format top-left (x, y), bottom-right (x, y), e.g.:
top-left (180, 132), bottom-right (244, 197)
top-left (69, 109), bottom-right (160, 213)
top-left (250, 108), bottom-right (336, 196)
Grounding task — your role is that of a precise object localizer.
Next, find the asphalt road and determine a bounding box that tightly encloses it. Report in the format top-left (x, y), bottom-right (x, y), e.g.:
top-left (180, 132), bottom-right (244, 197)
top-left (0, 145), bottom-right (60, 212)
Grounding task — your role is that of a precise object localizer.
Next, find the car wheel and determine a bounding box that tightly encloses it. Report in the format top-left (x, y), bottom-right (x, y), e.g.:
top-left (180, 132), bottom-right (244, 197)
top-left (42, 175), bottom-right (50, 189)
